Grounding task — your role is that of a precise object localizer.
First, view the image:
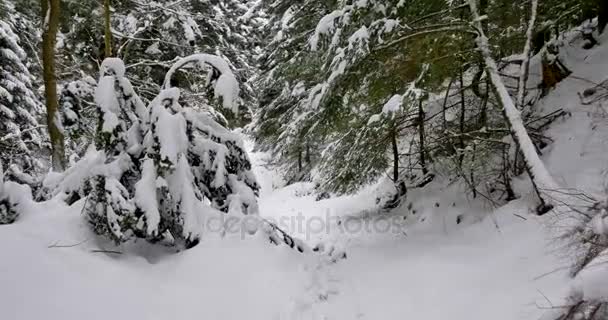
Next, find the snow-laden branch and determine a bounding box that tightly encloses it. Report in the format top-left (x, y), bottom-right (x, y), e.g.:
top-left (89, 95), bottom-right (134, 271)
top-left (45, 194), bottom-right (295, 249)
top-left (309, 6), bottom-right (354, 51)
top-left (516, 0), bottom-right (538, 109)
top-left (467, 0), bottom-right (558, 200)
top-left (163, 53), bottom-right (240, 114)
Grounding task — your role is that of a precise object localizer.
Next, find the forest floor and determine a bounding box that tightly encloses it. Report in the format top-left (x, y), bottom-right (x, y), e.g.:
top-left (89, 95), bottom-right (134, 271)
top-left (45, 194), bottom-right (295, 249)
top-left (1, 31), bottom-right (608, 320)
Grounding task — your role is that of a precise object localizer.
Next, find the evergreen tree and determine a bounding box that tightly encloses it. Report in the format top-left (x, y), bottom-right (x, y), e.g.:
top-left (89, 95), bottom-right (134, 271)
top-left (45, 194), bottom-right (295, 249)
top-left (256, 0), bottom-right (597, 202)
top-left (0, 3), bottom-right (45, 182)
top-left (46, 55), bottom-right (260, 249)
top-left (84, 58), bottom-right (148, 243)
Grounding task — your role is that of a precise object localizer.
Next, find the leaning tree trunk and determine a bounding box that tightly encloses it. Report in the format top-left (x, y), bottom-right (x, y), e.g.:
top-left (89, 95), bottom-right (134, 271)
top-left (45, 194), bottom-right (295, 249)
top-left (41, 0), bottom-right (66, 171)
top-left (458, 68), bottom-right (466, 167)
top-left (103, 0), bottom-right (112, 57)
top-left (468, 0), bottom-right (558, 213)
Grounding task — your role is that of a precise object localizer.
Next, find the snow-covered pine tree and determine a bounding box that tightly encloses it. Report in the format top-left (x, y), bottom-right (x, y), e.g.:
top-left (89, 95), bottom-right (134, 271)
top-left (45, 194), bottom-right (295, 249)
top-left (0, 5), bottom-right (44, 183)
top-left (104, 0), bottom-right (261, 125)
top-left (256, 0), bottom-right (592, 203)
top-left (254, 0), bottom-right (335, 183)
top-left (84, 58), bottom-right (148, 243)
top-left (58, 77), bottom-right (98, 157)
top-left (132, 54), bottom-right (259, 248)
top-left (46, 54), bottom-right (264, 249)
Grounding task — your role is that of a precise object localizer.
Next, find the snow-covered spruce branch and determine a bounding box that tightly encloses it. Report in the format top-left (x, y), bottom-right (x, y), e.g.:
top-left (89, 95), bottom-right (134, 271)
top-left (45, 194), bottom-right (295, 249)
top-left (163, 54), bottom-right (240, 114)
top-left (0, 125), bottom-right (46, 142)
top-left (467, 0), bottom-right (559, 211)
top-left (111, 30), bottom-right (189, 49)
top-left (374, 25), bottom-right (477, 52)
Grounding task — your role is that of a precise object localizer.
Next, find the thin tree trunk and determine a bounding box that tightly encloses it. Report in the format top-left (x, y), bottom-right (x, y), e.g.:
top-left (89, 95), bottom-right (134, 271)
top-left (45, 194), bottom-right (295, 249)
top-left (599, 0), bottom-right (608, 34)
top-left (103, 0), bottom-right (112, 57)
top-left (297, 148), bottom-right (302, 172)
top-left (468, 0), bottom-right (558, 212)
top-left (441, 77), bottom-right (454, 133)
top-left (478, 78), bottom-right (489, 128)
top-left (41, 0), bottom-right (66, 171)
top-left (305, 143), bottom-right (311, 164)
top-left (458, 68), bottom-right (466, 166)
top-left (391, 127), bottom-right (399, 182)
top-left (516, 0), bottom-right (538, 110)
top-left (418, 99), bottom-right (428, 175)
top-left (502, 144), bottom-right (516, 201)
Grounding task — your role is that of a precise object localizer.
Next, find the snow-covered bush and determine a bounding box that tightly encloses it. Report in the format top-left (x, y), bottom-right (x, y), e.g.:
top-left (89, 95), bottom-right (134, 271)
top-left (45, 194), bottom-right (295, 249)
top-left (0, 164), bottom-right (33, 224)
top-left (82, 58), bottom-right (148, 243)
top-left (130, 54), bottom-right (259, 248)
top-left (543, 199), bottom-right (608, 320)
top-left (46, 56), bottom-right (261, 249)
top-left (59, 77), bottom-right (97, 156)
top-left (375, 178), bottom-right (407, 210)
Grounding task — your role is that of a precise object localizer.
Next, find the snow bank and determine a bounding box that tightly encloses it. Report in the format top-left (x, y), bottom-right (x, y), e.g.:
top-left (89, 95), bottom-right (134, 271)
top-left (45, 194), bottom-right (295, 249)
top-left (0, 200), bottom-right (313, 320)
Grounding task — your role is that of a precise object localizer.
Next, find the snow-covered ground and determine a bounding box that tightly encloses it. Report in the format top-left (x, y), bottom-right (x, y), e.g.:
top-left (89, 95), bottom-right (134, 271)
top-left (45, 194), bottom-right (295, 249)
top-left (250, 144), bottom-right (569, 320)
top-left (2, 30), bottom-right (608, 320)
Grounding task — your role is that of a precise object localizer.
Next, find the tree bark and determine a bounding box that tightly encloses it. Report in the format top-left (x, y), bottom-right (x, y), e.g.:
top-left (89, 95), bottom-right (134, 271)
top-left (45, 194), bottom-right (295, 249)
top-left (418, 99), bottom-right (428, 175)
top-left (599, 0), bottom-right (608, 34)
top-left (297, 148), bottom-right (302, 172)
top-left (441, 77), bottom-right (454, 133)
top-left (391, 127), bottom-right (399, 182)
top-left (103, 0), bottom-right (112, 57)
top-left (41, 0), bottom-right (66, 171)
top-left (458, 68), bottom-right (466, 166)
top-left (516, 0), bottom-right (538, 110)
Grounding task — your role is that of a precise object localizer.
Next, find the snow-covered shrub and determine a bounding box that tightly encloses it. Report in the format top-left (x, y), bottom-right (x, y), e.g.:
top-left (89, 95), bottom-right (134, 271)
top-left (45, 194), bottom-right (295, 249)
top-left (130, 54), bottom-right (260, 248)
top-left (82, 58), bottom-right (148, 243)
top-left (47, 56), bottom-right (261, 249)
top-left (374, 178), bottom-right (407, 210)
top-left (544, 199), bottom-right (608, 319)
top-left (59, 77), bottom-right (97, 156)
top-left (0, 164), bottom-right (33, 224)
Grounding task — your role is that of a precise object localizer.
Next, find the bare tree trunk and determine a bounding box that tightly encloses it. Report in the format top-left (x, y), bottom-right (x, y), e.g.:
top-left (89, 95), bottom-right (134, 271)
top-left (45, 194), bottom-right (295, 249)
top-left (441, 77), bottom-right (454, 133)
top-left (305, 143), bottom-right (311, 164)
top-left (516, 0), bottom-right (538, 110)
top-left (468, 0), bottom-right (558, 213)
top-left (418, 99), bottom-right (428, 175)
top-left (297, 148), bottom-right (302, 173)
top-left (458, 68), bottom-right (466, 166)
top-left (595, 0), bottom-right (608, 33)
top-left (502, 145), bottom-right (516, 201)
top-left (599, 0), bottom-right (608, 34)
top-left (391, 127), bottom-right (399, 182)
top-left (103, 0), bottom-right (112, 57)
top-left (41, 0), bottom-right (66, 171)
